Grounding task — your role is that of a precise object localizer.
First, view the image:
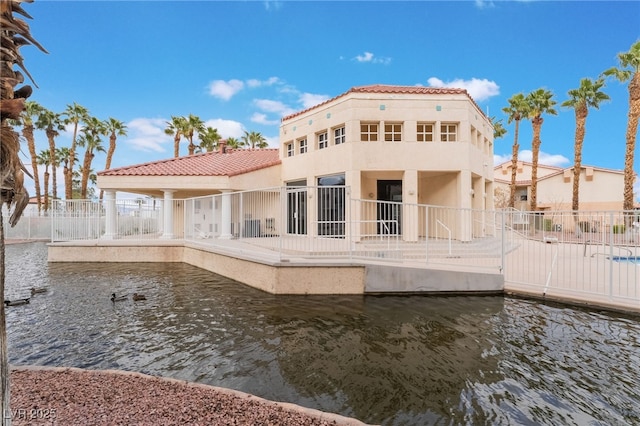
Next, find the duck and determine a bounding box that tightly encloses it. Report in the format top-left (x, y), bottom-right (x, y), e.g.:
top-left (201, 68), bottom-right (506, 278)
top-left (132, 293), bottom-right (147, 301)
top-left (4, 299), bottom-right (30, 307)
top-left (111, 293), bottom-right (127, 302)
top-left (31, 287), bottom-right (48, 295)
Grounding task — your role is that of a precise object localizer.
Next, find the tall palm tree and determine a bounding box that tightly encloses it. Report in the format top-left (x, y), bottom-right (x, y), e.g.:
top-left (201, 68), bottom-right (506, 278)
top-left (78, 118), bottom-right (106, 199)
top-left (562, 78), bottom-right (610, 214)
top-left (62, 102), bottom-right (89, 200)
top-left (36, 149), bottom-right (51, 212)
top-left (526, 89), bottom-right (558, 211)
top-left (502, 93), bottom-right (529, 209)
top-left (35, 107), bottom-right (64, 203)
top-left (183, 114), bottom-right (205, 155)
top-left (602, 40), bottom-right (640, 212)
top-left (198, 126), bottom-right (221, 152)
top-left (164, 115), bottom-right (186, 158)
top-left (57, 146), bottom-right (74, 200)
top-left (17, 100), bottom-right (43, 213)
top-left (100, 117), bottom-right (127, 200)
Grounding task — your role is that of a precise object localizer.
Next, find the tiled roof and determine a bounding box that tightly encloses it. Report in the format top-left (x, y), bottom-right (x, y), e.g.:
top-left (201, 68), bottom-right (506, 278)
top-left (282, 84), bottom-right (480, 122)
top-left (98, 149), bottom-right (281, 177)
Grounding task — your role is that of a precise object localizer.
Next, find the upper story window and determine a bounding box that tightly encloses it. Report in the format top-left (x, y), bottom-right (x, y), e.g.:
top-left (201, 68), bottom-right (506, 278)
top-left (317, 131), bottom-right (328, 150)
top-left (334, 126), bottom-right (345, 145)
top-left (417, 123), bottom-right (434, 142)
top-left (384, 123), bottom-right (402, 142)
top-left (298, 138), bottom-right (308, 154)
top-left (360, 122), bottom-right (379, 142)
top-left (440, 123), bottom-right (458, 142)
top-left (285, 142), bottom-right (294, 157)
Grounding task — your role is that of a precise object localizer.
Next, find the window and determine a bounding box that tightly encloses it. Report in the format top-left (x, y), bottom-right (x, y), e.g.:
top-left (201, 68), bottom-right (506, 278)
top-left (384, 123), bottom-right (402, 142)
top-left (360, 122), bottom-right (378, 142)
top-left (318, 131), bottom-right (328, 149)
top-left (298, 138), bottom-right (307, 154)
top-left (417, 123), bottom-right (434, 142)
top-left (440, 123), bottom-right (457, 142)
top-left (286, 142), bottom-right (294, 157)
top-left (334, 126), bottom-right (345, 145)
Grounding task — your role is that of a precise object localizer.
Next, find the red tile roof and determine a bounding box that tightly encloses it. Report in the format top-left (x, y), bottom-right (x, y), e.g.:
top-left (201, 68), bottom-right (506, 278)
top-left (282, 84), bottom-right (480, 121)
top-left (98, 149), bottom-right (281, 177)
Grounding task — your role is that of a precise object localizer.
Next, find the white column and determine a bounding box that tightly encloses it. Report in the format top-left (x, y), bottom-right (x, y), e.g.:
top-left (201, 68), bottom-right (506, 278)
top-left (459, 169), bottom-right (472, 242)
top-left (160, 190), bottom-right (175, 239)
top-left (102, 190), bottom-right (117, 240)
top-left (219, 190), bottom-right (233, 239)
top-left (403, 170), bottom-right (419, 242)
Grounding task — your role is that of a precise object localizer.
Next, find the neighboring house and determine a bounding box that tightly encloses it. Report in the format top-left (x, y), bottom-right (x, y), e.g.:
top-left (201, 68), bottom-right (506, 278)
top-left (494, 161), bottom-right (627, 211)
top-left (97, 84), bottom-right (495, 241)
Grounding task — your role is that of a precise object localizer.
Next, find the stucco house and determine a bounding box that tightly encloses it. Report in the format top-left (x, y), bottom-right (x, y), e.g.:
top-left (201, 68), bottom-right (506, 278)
top-left (493, 161), bottom-right (627, 212)
top-left (97, 84), bottom-right (496, 242)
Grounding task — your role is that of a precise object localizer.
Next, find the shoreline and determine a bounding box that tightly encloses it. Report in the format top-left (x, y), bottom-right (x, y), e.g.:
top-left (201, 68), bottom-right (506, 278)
top-left (8, 366), bottom-right (372, 425)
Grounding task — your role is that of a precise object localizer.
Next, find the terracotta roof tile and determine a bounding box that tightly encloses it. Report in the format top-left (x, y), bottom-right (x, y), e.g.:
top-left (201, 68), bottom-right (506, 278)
top-left (281, 84), bottom-right (481, 122)
top-left (98, 149), bottom-right (280, 177)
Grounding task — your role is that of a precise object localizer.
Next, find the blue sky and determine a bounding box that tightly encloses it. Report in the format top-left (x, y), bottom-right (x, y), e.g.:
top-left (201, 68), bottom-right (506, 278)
top-left (18, 0), bottom-right (640, 197)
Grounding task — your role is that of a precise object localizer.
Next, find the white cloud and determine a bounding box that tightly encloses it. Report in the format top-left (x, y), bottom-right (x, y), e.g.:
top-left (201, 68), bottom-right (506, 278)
top-left (263, 1), bottom-right (283, 11)
top-left (254, 99), bottom-right (295, 116)
top-left (247, 77), bottom-right (281, 88)
top-left (354, 51), bottom-right (391, 65)
top-left (126, 118), bottom-right (171, 153)
top-left (299, 93), bottom-right (330, 109)
top-left (208, 79), bottom-right (244, 101)
top-left (475, 0), bottom-right (496, 8)
top-left (251, 112), bottom-right (280, 126)
top-left (494, 150), bottom-right (570, 168)
top-left (427, 77), bottom-right (500, 102)
top-left (203, 118), bottom-right (245, 139)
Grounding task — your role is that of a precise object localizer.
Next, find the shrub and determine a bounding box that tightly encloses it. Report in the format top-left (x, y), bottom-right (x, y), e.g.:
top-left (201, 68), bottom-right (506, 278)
top-left (613, 224), bottom-right (625, 234)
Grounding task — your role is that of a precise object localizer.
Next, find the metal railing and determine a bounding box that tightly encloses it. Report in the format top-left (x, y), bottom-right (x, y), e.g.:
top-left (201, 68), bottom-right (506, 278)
top-left (14, 188), bottom-right (640, 309)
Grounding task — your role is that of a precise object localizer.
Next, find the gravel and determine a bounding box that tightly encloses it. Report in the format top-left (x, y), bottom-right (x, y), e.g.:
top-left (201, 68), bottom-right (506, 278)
top-left (9, 366), bottom-right (372, 426)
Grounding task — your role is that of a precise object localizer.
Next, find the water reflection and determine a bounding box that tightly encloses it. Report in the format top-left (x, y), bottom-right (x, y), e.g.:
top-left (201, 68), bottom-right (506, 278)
top-left (4, 243), bottom-right (640, 425)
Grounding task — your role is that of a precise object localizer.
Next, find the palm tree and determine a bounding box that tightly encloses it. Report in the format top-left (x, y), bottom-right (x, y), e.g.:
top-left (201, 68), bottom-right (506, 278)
top-left (198, 126), bottom-right (221, 152)
top-left (35, 107), bottom-right (64, 203)
top-left (602, 40), bottom-right (640, 212)
top-left (562, 78), bottom-right (610, 216)
top-left (183, 114), bottom-right (205, 155)
top-left (57, 146), bottom-right (74, 199)
top-left (78, 120), bottom-right (106, 199)
top-left (525, 89), bottom-right (558, 211)
top-left (1, 2), bottom-right (47, 420)
top-left (502, 93), bottom-right (529, 209)
top-left (242, 130), bottom-right (268, 149)
top-left (226, 137), bottom-right (241, 149)
top-left (100, 117), bottom-right (127, 200)
top-left (491, 116), bottom-right (507, 140)
top-left (164, 115), bottom-right (186, 158)
top-left (36, 149), bottom-right (52, 212)
top-left (17, 100), bottom-right (43, 213)
top-left (62, 102), bottom-right (89, 200)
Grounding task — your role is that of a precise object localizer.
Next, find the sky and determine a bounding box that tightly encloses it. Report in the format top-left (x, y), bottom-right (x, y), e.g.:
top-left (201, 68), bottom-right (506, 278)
top-left (15, 0), bottom-right (640, 199)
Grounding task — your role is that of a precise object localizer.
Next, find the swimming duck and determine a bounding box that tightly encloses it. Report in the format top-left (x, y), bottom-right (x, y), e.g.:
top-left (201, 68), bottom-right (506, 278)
top-left (4, 299), bottom-right (30, 306)
top-left (111, 293), bottom-right (127, 302)
top-left (31, 287), bottom-right (48, 295)
top-left (132, 293), bottom-right (146, 301)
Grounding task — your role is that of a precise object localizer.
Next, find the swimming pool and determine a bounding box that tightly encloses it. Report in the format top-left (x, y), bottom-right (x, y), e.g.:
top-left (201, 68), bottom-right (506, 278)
top-left (611, 255), bottom-right (640, 264)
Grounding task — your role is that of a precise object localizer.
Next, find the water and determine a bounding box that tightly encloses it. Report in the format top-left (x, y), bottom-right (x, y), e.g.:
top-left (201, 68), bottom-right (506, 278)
top-left (4, 242), bottom-right (640, 425)
top-left (612, 256), bottom-right (640, 264)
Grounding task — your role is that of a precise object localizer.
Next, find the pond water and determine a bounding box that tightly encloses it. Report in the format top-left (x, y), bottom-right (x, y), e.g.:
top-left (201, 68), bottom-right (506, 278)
top-left (4, 242), bottom-right (640, 425)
